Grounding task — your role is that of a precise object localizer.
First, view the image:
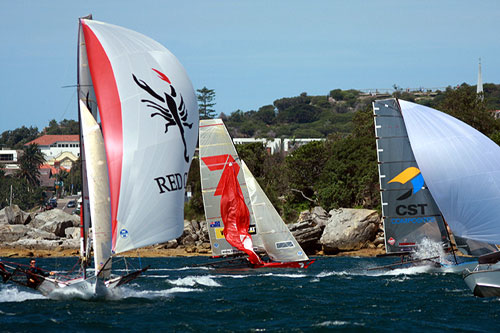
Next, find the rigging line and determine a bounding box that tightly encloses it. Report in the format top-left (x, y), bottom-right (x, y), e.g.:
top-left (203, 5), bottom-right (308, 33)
top-left (58, 88), bottom-right (78, 121)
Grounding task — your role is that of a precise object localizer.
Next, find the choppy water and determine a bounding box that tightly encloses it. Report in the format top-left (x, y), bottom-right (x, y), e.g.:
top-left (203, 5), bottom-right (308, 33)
top-left (1, 256), bottom-right (499, 332)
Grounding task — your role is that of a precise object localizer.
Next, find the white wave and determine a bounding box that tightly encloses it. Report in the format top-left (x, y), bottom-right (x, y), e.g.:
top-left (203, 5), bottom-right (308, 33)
top-left (365, 265), bottom-right (432, 276)
top-left (315, 320), bottom-right (365, 327)
top-left (120, 287), bottom-right (202, 299)
top-left (0, 286), bottom-right (45, 302)
top-left (167, 275), bottom-right (221, 287)
top-left (259, 273), bottom-right (307, 278)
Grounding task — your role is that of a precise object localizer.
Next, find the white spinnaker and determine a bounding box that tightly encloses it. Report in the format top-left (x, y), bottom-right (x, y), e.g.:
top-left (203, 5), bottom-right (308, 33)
top-left (400, 99), bottom-right (500, 244)
top-left (242, 161), bottom-right (309, 262)
top-left (79, 101), bottom-right (112, 278)
top-left (82, 20), bottom-right (198, 254)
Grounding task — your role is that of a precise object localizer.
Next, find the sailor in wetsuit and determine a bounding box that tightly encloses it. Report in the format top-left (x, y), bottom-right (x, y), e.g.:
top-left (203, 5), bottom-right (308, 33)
top-left (26, 259), bottom-right (52, 288)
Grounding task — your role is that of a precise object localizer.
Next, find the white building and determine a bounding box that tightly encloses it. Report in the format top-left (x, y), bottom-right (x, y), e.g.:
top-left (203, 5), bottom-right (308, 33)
top-left (0, 149), bottom-right (21, 175)
top-left (232, 137), bottom-right (325, 154)
top-left (25, 135), bottom-right (80, 170)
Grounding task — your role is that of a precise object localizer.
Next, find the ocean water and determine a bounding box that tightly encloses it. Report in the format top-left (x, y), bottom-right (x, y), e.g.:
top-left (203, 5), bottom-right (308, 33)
top-left (1, 256), bottom-right (499, 332)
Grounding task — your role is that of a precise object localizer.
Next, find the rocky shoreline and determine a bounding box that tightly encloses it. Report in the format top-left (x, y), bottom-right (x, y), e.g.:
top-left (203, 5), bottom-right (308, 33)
top-left (0, 205), bottom-right (385, 259)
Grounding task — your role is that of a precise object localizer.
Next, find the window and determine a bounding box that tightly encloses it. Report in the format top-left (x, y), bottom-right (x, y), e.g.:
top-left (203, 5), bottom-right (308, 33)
top-left (0, 154), bottom-right (13, 161)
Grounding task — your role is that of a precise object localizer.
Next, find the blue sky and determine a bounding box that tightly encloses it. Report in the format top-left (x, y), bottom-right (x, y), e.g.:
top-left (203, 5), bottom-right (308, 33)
top-left (1, 1), bottom-right (499, 133)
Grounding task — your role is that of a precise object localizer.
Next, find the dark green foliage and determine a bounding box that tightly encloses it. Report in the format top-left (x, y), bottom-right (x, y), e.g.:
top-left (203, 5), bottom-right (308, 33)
top-left (0, 174), bottom-right (44, 210)
top-left (437, 84), bottom-right (500, 136)
top-left (44, 119), bottom-right (79, 135)
top-left (197, 87), bottom-right (216, 119)
top-left (276, 104), bottom-right (322, 124)
top-left (255, 105), bottom-right (276, 125)
top-left (0, 126), bottom-right (39, 149)
top-left (17, 144), bottom-right (45, 189)
top-left (184, 157), bottom-right (204, 220)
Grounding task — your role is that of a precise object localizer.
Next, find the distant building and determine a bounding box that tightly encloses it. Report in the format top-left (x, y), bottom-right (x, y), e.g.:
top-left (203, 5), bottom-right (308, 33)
top-left (0, 148), bottom-right (21, 176)
top-left (232, 137), bottom-right (325, 154)
top-left (25, 135), bottom-right (80, 170)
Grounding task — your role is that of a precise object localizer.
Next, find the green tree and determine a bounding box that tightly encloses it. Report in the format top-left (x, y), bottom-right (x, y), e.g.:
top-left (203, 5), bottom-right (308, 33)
top-left (184, 157), bottom-right (204, 220)
top-left (197, 87), bottom-right (216, 119)
top-left (438, 84), bottom-right (500, 136)
top-left (17, 144), bottom-right (45, 190)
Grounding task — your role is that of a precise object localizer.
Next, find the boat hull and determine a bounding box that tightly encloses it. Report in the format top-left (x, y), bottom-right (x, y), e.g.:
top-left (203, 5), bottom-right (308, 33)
top-left (252, 259), bottom-right (316, 269)
top-left (33, 266), bottom-right (149, 297)
top-left (464, 265), bottom-right (500, 297)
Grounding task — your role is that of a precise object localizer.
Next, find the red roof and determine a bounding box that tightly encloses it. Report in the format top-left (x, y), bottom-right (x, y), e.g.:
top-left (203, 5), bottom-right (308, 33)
top-left (25, 135), bottom-right (79, 146)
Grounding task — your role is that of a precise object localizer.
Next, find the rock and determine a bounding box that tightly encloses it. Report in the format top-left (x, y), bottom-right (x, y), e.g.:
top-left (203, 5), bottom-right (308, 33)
top-left (31, 209), bottom-right (79, 229)
top-left (181, 234), bottom-right (196, 246)
top-left (320, 208), bottom-right (380, 254)
top-left (27, 228), bottom-right (59, 241)
top-left (0, 224), bottom-right (30, 242)
top-left (191, 220), bottom-right (200, 232)
top-left (311, 206), bottom-right (330, 228)
top-left (165, 239), bottom-right (178, 249)
top-left (373, 237), bottom-right (385, 246)
top-left (288, 220), bottom-right (323, 252)
top-left (0, 205), bottom-right (30, 225)
top-left (40, 220), bottom-right (75, 238)
top-left (64, 227), bottom-right (80, 239)
top-left (201, 242), bottom-right (211, 249)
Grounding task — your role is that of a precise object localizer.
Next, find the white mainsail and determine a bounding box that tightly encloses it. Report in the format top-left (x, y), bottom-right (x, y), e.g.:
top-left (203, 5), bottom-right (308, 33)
top-left (399, 100), bottom-right (500, 244)
top-left (80, 19), bottom-right (198, 254)
top-left (242, 161), bottom-right (309, 262)
top-left (199, 119), bottom-right (264, 257)
top-left (79, 101), bottom-right (112, 278)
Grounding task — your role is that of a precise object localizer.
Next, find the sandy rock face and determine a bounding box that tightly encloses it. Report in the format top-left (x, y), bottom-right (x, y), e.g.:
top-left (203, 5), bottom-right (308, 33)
top-left (320, 208), bottom-right (380, 254)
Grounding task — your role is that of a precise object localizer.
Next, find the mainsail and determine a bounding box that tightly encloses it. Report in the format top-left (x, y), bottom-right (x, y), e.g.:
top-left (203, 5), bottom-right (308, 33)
top-left (399, 100), bottom-right (500, 245)
top-left (79, 101), bottom-right (112, 278)
top-left (373, 99), bottom-right (450, 253)
top-left (242, 161), bottom-right (309, 262)
top-left (199, 119), bottom-right (264, 257)
top-left (80, 18), bottom-right (198, 254)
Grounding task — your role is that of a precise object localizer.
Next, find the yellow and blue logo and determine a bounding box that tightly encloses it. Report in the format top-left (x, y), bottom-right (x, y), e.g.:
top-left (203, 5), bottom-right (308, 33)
top-left (388, 167), bottom-right (424, 200)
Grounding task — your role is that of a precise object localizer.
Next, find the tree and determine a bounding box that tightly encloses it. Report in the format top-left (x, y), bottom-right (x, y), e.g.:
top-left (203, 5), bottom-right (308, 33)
top-left (197, 87), bottom-right (216, 119)
top-left (17, 143), bottom-right (45, 190)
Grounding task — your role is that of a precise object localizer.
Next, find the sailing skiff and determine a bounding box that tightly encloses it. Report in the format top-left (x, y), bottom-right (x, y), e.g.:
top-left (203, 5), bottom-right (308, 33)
top-left (198, 119), bottom-right (314, 269)
top-left (1, 16), bottom-right (198, 296)
top-left (371, 98), bottom-right (497, 273)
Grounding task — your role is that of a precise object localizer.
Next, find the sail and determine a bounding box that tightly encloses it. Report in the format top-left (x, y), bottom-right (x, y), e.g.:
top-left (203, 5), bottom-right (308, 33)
top-left (242, 161), bottom-right (309, 262)
top-left (79, 101), bottom-right (112, 278)
top-left (77, 15), bottom-right (97, 260)
top-left (220, 162), bottom-right (262, 264)
top-left (454, 236), bottom-right (498, 257)
top-left (399, 100), bottom-right (500, 245)
top-left (373, 99), bottom-right (451, 253)
top-left (199, 119), bottom-right (264, 257)
top-left (80, 19), bottom-right (198, 254)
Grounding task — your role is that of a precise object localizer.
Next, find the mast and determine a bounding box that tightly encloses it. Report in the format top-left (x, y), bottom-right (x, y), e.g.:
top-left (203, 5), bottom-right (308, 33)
top-left (477, 58), bottom-right (483, 100)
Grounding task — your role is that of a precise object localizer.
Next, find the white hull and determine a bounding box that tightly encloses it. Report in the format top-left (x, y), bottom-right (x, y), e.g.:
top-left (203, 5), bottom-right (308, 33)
top-left (35, 267), bottom-right (147, 298)
top-left (464, 264), bottom-right (500, 297)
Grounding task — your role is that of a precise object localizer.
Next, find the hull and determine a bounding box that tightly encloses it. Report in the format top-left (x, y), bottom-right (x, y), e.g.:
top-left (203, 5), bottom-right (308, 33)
top-left (197, 257), bottom-right (315, 270)
top-left (369, 255), bottom-right (477, 273)
top-left (464, 265), bottom-right (500, 297)
top-left (31, 267), bottom-right (149, 297)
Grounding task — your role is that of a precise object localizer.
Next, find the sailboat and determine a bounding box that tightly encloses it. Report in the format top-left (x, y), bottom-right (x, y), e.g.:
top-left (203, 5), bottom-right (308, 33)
top-left (1, 16), bottom-right (198, 296)
top-left (198, 119), bottom-right (314, 269)
top-left (371, 98), bottom-right (497, 272)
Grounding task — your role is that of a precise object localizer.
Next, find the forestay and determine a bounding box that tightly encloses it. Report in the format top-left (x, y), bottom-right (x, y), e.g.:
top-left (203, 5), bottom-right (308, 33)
top-left (400, 100), bottom-right (500, 244)
top-left (81, 19), bottom-right (198, 254)
top-left (242, 161), bottom-right (309, 262)
top-left (373, 99), bottom-right (450, 253)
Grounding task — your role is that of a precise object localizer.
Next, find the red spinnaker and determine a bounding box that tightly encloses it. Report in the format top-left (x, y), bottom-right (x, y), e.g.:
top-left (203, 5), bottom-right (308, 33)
top-left (220, 162), bottom-right (262, 264)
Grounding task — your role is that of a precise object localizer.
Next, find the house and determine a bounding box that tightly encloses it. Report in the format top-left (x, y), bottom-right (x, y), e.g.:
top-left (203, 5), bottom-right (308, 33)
top-left (25, 135), bottom-right (80, 170)
top-left (0, 148), bottom-right (21, 176)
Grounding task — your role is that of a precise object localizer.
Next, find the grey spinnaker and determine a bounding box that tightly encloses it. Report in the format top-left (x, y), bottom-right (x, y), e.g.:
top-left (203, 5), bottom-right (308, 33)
top-left (373, 99), bottom-right (451, 253)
